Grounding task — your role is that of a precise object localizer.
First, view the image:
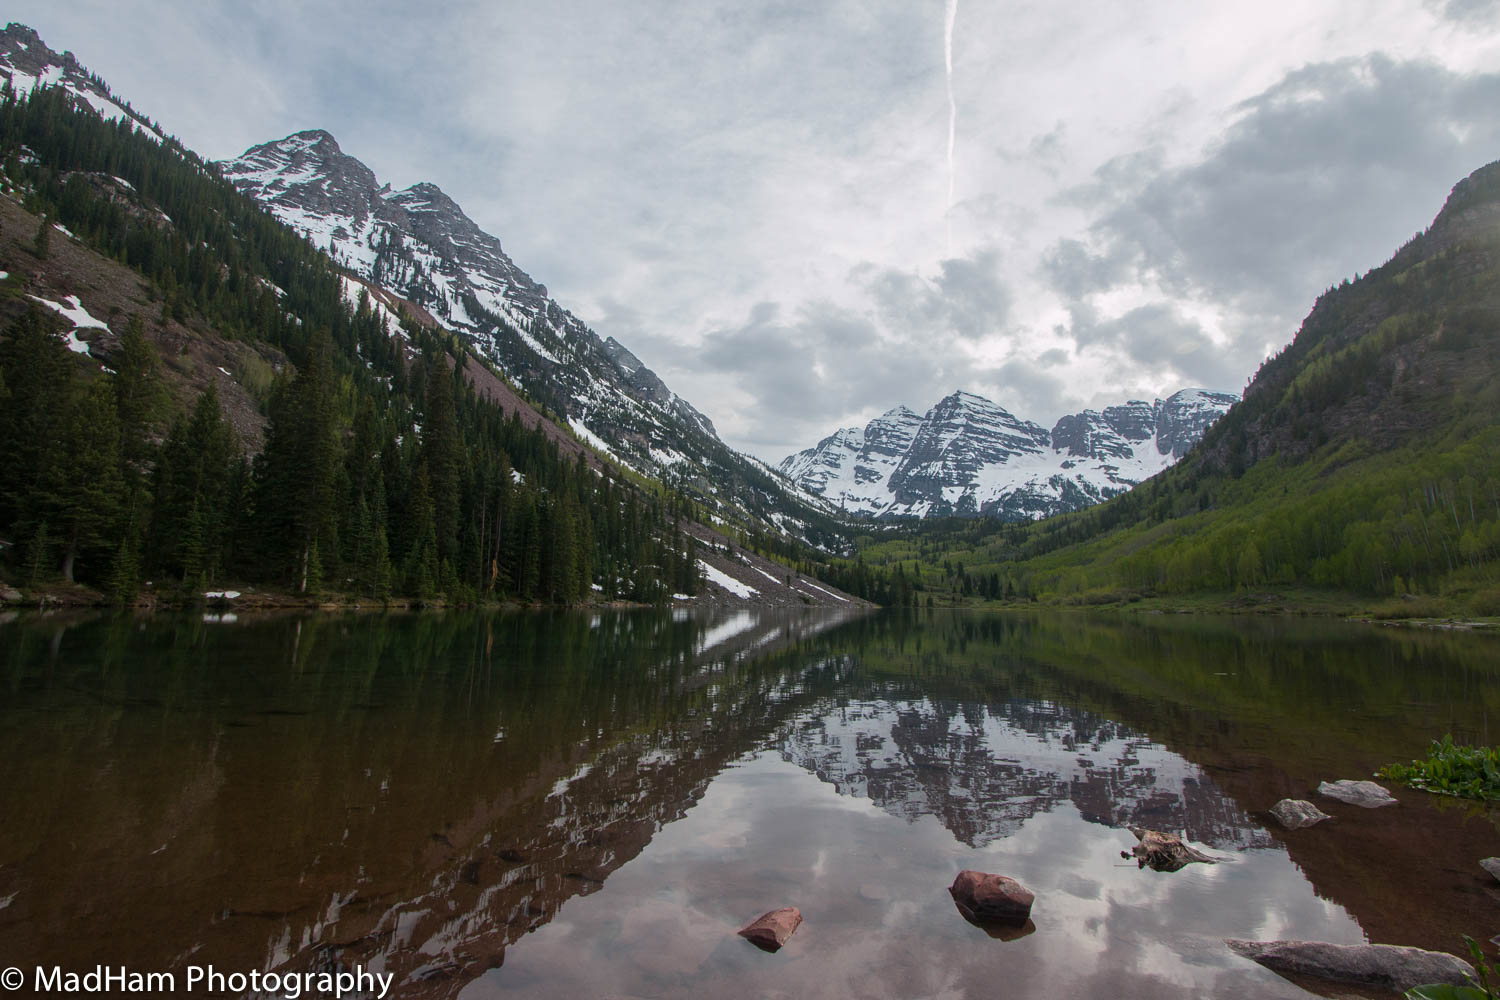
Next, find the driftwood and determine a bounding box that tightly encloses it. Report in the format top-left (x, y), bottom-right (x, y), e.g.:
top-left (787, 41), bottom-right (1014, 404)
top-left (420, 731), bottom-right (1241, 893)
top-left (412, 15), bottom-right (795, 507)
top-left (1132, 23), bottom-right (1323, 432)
top-left (1121, 827), bottom-right (1217, 872)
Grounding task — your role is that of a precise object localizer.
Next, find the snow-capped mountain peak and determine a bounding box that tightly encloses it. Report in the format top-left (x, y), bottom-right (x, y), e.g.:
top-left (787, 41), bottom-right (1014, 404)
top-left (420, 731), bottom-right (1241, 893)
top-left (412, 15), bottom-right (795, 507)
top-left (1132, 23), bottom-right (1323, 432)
top-left (219, 128), bottom-right (731, 475)
top-left (780, 388), bottom-right (1238, 520)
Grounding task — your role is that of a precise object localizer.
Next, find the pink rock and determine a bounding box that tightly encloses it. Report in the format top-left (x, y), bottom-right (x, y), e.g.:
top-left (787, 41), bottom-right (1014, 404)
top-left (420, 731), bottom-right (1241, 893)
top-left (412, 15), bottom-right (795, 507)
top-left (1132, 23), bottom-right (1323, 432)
top-left (737, 906), bottom-right (803, 952)
top-left (949, 870), bottom-right (1034, 924)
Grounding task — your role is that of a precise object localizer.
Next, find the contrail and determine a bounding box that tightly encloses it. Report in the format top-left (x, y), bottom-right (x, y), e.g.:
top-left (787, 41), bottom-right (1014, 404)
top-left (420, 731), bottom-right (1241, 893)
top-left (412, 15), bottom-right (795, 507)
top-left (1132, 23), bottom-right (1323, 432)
top-left (944, 0), bottom-right (959, 255)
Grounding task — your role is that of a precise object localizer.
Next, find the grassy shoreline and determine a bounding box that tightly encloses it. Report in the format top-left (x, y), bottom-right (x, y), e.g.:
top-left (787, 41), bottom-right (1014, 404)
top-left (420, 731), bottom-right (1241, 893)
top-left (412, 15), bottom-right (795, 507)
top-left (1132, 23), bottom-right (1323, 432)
top-left (911, 586), bottom-right (1500, 630)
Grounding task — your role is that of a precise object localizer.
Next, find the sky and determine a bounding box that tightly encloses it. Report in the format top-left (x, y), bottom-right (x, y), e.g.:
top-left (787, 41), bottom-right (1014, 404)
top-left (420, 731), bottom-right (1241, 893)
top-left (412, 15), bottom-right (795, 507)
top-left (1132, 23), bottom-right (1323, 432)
top-left (13, 0), bottom-right (1500, 462)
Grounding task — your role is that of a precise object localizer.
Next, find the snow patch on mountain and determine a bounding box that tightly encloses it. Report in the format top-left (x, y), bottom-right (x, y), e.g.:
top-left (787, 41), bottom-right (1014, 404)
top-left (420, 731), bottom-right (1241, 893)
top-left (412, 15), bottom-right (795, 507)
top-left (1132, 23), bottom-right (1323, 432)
top-left (700, 561), bottom-right (758, 599)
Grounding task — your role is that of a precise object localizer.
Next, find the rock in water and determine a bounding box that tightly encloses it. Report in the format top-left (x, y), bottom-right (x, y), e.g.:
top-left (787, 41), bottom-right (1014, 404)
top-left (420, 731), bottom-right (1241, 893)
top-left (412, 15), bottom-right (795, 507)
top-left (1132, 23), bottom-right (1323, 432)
top-left (1269, 799), bottom-right (1332, 830)
top-left (737, 907), bottom-right (802, 952)
top-left (1123, 828), bottom-right (1217, 872)
top-left (948, 870), bottom-right (1035, 924)
top-left (1480, 857), bottom-right (1500, 882)
top-left (1225, 939), bottom-right (1475, 992)
top-left (1317, 779), bottom-right (1397, 807)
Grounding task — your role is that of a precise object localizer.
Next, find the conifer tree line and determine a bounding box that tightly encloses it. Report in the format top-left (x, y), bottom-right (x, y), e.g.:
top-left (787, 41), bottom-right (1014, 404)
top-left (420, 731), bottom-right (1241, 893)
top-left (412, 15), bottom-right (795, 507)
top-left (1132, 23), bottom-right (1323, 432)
top-left (0, 84), bottom-right (715, 604)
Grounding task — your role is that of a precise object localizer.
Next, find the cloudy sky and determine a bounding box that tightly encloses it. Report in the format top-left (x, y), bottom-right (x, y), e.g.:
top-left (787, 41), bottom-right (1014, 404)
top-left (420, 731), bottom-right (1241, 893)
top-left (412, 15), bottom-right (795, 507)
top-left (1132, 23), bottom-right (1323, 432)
top-left (16, 0), bottom-right (1500, 461)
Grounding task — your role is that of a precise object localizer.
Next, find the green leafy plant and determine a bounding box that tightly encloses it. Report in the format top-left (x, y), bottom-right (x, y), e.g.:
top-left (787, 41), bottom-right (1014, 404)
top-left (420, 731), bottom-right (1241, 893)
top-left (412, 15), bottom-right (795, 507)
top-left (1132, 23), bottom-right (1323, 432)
top-left (1379, 736), bottom-right (1500, 801)
top-left (1406, 936), bottom-right (1497, 999)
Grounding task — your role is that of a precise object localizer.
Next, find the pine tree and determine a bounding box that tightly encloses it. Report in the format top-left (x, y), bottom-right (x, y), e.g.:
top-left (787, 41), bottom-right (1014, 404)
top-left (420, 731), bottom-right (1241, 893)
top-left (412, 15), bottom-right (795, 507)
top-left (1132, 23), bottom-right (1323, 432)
top-left (0, 306), bottom-right (72, 529)
top-left (113, 313), bottom-right (166, 476)
top-left (52, 377), bottom-right (123, 583)
top-left (404, 464), bottom-right (439, 600)
top-left (422, 358), bottom-right (461, 563)
top-left (107, 533), bottom-right (140, 606)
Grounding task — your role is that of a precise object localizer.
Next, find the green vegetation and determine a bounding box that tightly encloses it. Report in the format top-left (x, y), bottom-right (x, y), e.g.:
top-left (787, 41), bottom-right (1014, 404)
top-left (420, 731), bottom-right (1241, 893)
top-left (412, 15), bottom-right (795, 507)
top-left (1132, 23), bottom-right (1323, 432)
top-left (1379, 736), bottom-right (1500, 801)
top-left (0, 86), bottom-right (714, 605)
top-left (1407, 937), bottom-right (1498, 999)
top-left (825, 163), bottom-right (1500, 617)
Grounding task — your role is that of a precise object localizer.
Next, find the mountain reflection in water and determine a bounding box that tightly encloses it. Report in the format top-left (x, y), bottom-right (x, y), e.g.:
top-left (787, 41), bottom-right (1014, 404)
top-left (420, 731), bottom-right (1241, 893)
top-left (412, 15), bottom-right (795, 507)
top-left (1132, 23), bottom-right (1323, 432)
top-left (784, 695), bottom-right (1270, 851)
top-left (1, 609), bottom-right (1497, 1000)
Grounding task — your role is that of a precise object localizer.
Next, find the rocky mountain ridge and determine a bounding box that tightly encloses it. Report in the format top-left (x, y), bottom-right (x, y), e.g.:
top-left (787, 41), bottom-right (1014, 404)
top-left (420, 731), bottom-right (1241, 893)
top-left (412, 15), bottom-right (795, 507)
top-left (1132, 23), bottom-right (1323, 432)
top-left (219, 130), bottom-right (718, 439)
top-left (215, 129), bottom-right (846, 541)
top-left (781, 388), bottom-right (1237, 519)
top-left (0, 23), bottom-right (164, 141)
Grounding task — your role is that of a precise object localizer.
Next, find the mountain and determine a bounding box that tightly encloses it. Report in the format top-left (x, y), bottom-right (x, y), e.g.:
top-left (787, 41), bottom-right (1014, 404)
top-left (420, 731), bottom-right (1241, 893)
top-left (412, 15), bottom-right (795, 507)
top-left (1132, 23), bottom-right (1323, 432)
top-left (860, 160), bottom-right (1500, 612)
top-left (0, 23), bottom-right (164, 141)
top-left (0, 19), bottom-right (839, 548)
top-left (217, 130), bottom-right (835, 538)
top-left (780, 387), bottom-right (1237, 520)
top-left (0, 25), bottom-right (873, 607)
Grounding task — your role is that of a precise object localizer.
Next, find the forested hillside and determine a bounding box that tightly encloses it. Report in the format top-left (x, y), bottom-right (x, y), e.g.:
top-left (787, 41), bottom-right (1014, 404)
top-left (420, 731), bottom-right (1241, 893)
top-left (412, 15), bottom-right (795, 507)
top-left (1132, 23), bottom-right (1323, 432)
top-left (850, 162), bottom-right (1500, 616)
top-left (0, 87), bottom-right (744, 606)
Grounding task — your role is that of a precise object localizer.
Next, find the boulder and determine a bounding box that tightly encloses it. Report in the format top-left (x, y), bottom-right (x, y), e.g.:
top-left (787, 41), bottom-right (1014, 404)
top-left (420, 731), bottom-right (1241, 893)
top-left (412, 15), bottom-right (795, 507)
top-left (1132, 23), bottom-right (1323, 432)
top-left (1269, 799), bottom-right (1331, 830)
top-left (1317, 779), bottom-right (1397, 808)
top-left (1122, 828), bottom-right (1216, 872)
top-left (1225, 939), bottom-right (1475, 993)
top-left (0, 585), bottom-right (21, 604)
top-left (737, 907), bottom-right (802, 952)
top-left (948, 870), bottom-right (1034, 924)
top-left (1480, 857), bottom-right (1500, 882)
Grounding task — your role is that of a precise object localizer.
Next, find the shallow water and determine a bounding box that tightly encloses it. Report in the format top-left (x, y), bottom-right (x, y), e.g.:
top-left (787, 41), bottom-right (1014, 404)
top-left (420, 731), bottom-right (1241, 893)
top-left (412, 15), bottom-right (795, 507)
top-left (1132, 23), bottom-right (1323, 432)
top-left (1, 609), bottom-right (1497, 998)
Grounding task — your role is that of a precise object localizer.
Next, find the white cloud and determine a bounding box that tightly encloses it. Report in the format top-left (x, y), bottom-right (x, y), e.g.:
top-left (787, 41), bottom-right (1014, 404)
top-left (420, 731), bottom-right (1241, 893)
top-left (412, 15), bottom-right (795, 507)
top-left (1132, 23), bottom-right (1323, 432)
top-left (13, 0), bottom-right (1500, 462)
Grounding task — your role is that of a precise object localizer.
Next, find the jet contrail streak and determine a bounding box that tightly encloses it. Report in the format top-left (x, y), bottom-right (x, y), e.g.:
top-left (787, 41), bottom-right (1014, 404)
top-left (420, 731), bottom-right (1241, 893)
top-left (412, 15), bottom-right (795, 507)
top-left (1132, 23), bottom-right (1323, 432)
top-left (944, 0), bottom-right (959, 254)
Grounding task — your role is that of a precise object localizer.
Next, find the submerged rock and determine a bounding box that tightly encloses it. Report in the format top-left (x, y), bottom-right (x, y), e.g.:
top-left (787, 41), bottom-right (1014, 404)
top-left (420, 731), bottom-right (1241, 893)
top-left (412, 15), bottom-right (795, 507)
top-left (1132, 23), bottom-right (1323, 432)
top-left (949, 870), bottom-right (1035, 925)
top-left (1122, 828), bottom-right (1217, 872)
top-left (1225, 939), bottom-right (1474, 992)
top-left (737, 907), bottom-right (802, 952)
top-left (1269, 799), bottom-right (1332, 830)
top-left (1317, 779), bottom-right (1397, 808)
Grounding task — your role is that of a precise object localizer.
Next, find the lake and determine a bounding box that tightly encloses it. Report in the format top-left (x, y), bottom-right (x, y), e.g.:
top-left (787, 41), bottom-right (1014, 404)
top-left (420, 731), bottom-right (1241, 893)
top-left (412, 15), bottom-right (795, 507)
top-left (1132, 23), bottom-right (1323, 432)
top-left (1, 608), bottom-right (1497, 999)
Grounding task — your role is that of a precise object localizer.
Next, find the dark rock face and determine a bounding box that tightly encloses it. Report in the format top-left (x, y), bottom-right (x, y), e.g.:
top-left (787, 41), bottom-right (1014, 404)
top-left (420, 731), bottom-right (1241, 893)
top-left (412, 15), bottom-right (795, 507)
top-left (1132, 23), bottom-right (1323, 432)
top-left (949, 870), bottom-right (1034, 925)
top-left (737, 907), bottom-right (802, 952)
top-left (1155, 389), bottom-right (1241, 459)
top-left (888, 392), bottom-right (1052, 511)
top-left (1051, 399), bottom-right (1157, 460)
top-left (1225, 939), bottom-right (1475, 992)
top-left (1268, 799), bottom-right (1331, 830)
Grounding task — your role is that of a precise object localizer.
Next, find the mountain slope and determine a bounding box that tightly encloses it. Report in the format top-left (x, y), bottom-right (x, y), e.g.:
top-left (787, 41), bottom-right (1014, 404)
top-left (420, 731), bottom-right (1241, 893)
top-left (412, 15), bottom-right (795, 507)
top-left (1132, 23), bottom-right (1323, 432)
top-left (0, 31), bottom-right (867, 608)
top-left (0, 23), bottom-right (164, 141)
top-left (781, 387), bottom-right (1236, 520)
top-left (217, 130), bottom-right (841, 541)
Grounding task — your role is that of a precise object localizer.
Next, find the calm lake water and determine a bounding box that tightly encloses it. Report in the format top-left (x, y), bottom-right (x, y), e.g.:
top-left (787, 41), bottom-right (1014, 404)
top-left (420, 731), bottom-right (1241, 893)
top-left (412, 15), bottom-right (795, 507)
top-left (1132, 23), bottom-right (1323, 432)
top-left (2, 608), bottom-right (1498, 999)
